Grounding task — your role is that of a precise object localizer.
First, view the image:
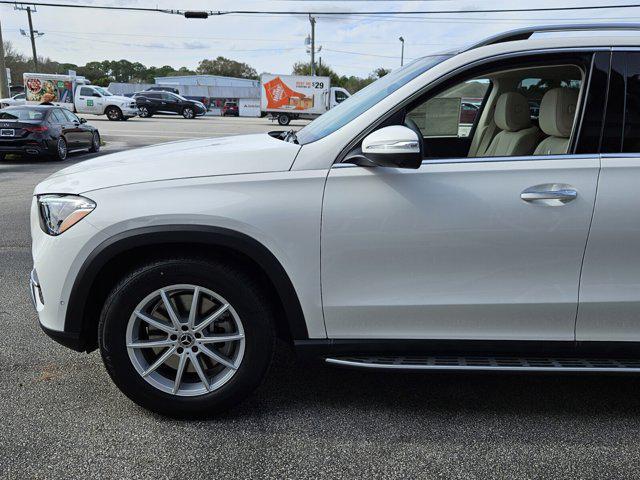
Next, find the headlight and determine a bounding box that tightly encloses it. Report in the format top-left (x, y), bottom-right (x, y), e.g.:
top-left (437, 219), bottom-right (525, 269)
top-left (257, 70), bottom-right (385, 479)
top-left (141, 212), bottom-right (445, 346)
top-left (38, 194), bottom-right (96, 236)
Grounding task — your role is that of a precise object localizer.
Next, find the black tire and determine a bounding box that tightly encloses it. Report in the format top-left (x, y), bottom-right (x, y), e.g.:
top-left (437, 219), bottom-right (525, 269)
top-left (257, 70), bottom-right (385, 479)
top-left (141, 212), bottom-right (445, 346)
top-left (277, 114), bottom-right (290, 126)
top-left (138, 106), bottom-right (152, 118)
top-left (182, 107), bottom-right (195, 119)
top-left (106, 106), bottom-right (123, 121)
top-left (98, 258), bottom-right (275, 417)
top-left (88, 131), bottom-right (100, 153)
top-left (51, 137), bottom-right (68, 161)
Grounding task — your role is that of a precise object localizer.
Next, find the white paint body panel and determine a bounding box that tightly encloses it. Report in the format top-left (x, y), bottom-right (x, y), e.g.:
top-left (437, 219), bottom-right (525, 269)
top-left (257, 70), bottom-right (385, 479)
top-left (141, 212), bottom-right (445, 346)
top-left (577, 155), bottom-right (640, 341)
top-left (322, 157), bottom-right (599, 339)
top-left (32, 168), bottom-right (328, 338)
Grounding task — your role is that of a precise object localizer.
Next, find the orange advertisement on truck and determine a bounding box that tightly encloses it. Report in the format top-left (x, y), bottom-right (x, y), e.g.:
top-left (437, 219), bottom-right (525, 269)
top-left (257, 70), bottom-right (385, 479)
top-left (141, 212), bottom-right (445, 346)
top-left (260, 74), bottom-right (350, 126)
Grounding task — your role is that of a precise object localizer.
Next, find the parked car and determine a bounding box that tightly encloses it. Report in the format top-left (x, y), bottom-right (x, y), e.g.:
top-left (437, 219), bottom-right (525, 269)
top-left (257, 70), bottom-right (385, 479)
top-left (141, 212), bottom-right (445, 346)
top-left (222, 101), bottom-right (239, 117)
top-left (0, 105), bottom-right (99, 161)
top-left (0, 92), bottom-right (27, 109)
top-left (31, 25), bottom-right (640, 417)
top-left (459, 101), bottom-right (479, 124)
top-left (134, 91), bottom-right (206, 119)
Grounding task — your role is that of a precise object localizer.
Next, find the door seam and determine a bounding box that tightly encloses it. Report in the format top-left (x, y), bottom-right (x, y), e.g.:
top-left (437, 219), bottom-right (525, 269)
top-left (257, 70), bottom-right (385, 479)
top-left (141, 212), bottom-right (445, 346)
top-left (574, 155), bottom-right (602, 341)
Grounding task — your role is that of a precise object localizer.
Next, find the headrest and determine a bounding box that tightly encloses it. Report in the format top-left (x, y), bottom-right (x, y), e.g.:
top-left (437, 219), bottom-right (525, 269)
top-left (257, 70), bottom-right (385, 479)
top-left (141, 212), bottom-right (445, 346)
top-left (494, 92), bottom-right (531, 132)
top-left (539, 88), bottom-right (578, 138)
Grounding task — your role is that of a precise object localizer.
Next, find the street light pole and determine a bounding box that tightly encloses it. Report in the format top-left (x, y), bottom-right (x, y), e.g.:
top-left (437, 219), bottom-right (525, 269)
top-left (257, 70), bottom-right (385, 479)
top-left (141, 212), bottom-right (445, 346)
top-left (399, 36), bottom-right (405, 67)
top-left (0, 18), bottom-right (9, 98)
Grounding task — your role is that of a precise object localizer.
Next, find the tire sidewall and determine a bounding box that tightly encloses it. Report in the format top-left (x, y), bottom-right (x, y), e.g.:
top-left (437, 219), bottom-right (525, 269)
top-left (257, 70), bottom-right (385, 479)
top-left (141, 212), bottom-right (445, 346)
top-left (89, 131), bottom-right (100, 152)
top-left (278, 114), bottom-right (290, 126)
top-left (106, 106), bottom-right (122, 121)
top-left (54, 137), bottom-right (67, 161)
top-left (99, 259), bottom-right (274, 416)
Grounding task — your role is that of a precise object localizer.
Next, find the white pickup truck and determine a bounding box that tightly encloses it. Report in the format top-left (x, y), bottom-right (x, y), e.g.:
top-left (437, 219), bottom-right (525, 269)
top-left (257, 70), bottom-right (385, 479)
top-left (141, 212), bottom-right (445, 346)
top-left (24, 73), bottom-right (138, 121)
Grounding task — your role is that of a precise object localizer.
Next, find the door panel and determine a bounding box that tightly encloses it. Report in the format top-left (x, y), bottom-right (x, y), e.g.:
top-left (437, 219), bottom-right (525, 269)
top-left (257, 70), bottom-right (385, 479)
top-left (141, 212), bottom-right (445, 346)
top-left (577, 156), bottom-right (640, 341)
top-left (322, 157), bottom-right (599, 340)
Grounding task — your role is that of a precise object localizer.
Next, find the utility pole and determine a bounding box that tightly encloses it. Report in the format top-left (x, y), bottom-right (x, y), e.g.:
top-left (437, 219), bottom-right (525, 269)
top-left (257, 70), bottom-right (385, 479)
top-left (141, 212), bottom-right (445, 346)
top-left (309, 15), bottom-right (316, 76)
top-left (16, 4), bottom-right (43, 72)
top-left (0, 17), bottom-right (9, 98)
top-left (26, 7), bottom-right (38, 71)
top-left (399, 36), bottom-right (405, 67)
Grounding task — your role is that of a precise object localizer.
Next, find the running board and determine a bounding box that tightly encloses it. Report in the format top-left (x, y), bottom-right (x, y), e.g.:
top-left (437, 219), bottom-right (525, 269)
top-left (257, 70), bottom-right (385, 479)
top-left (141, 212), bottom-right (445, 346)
top-left (325, 356), bottom-right (640, 372)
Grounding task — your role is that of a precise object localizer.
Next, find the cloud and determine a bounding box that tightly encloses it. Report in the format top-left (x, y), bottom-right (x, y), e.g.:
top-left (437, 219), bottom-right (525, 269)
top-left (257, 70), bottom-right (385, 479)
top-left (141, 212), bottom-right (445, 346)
top-left (183, 41), bottom-right (209, 50)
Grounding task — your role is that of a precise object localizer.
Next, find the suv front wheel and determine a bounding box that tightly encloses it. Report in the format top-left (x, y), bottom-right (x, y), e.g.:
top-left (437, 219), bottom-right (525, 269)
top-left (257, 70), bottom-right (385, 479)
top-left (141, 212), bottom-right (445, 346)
top-left (98, 258), bottom-right (275, 417)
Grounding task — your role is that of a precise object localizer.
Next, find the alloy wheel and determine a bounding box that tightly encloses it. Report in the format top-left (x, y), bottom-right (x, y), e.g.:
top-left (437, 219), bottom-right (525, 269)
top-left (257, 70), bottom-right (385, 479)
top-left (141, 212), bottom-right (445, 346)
top-left (125, 284), bottom-right (245, 396)
top-left (57, 138), bottom-right (67, 160)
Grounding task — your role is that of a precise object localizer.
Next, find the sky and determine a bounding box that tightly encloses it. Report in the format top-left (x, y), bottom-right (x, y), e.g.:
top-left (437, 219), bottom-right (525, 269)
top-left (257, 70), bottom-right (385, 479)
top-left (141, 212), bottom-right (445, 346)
top-left (2, 0), bottom-right (640, 78)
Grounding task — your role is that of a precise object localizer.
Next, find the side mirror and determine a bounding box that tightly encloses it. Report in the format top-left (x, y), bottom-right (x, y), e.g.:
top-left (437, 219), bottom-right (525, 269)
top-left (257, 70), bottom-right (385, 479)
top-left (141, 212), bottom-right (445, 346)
top-left (357, 125), bottom-right (422, 169)
top-left (79, 118), bottom-right (87, 124)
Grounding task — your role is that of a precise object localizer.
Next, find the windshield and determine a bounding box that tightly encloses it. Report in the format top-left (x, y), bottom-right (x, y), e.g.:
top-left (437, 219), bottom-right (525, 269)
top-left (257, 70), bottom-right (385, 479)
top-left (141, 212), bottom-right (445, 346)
top-left (296, 55), bottom-right (450, 145)
top-left (94, 87), bottom-right (112, 96)
top-left (0, 108), bottom-right (45, 120)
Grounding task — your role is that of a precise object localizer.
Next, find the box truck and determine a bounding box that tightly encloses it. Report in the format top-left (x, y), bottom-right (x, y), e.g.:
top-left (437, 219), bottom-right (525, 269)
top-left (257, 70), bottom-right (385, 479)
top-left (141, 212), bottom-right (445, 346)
top-left (23, 73), bottom-right (138, 121)
top-left (260, 74), bottom-right (350, 126)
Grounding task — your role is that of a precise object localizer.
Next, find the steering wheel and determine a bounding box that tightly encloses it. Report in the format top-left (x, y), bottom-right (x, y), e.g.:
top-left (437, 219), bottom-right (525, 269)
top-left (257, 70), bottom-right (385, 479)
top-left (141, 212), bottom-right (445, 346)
top-left (404, 117), bottom-right (424, 156)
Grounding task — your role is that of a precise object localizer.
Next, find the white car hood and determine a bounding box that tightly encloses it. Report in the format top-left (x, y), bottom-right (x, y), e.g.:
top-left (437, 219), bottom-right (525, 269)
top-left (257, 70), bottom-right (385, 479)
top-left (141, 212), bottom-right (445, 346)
top-left (35, 133), bottom-right (301, 195)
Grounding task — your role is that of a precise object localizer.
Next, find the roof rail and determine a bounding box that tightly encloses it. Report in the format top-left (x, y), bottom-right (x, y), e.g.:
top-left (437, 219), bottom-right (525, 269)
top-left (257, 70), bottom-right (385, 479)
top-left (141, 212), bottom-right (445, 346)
top-left (465, 23), bottom-right (640, 51)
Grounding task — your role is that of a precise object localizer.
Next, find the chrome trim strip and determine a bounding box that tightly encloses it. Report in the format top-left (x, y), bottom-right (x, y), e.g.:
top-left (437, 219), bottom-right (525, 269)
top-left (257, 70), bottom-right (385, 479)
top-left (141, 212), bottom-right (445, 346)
top-left (326, 357), bottom-right (640, 372)
top-left (601, 153), bottom-right (640, 159)
top-left (333, 153), bottom-right (598, 169)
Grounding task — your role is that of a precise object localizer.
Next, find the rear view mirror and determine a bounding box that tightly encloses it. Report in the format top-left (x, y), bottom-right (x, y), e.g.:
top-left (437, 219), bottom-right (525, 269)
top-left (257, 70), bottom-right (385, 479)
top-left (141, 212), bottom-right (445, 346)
top-left (359, 125), bottom-right (422, 169)
top-left (80, 118), bottom-right (87, 124)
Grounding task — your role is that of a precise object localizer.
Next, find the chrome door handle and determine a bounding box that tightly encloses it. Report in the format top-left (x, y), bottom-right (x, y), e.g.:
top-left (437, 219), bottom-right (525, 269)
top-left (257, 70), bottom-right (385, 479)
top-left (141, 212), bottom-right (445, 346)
top-left (521, 184), bottom-right (577, 205)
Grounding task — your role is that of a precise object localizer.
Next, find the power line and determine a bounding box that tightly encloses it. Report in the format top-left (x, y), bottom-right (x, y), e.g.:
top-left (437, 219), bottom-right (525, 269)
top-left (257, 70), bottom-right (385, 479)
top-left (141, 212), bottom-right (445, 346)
top-left (3, 1), bottom-right (640, 16)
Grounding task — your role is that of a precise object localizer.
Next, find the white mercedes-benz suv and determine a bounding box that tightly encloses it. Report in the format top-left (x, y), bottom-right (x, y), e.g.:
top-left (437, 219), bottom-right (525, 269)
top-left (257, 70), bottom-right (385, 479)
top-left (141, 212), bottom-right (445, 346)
top-left (30, 25), bottom-right (640, 416)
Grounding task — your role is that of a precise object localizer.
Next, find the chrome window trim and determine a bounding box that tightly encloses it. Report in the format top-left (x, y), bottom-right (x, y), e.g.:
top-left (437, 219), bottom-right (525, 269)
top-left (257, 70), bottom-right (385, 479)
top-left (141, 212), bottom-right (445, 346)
top-left (600, 153), bottom-right (640, 158)
top-left (332, 153), bottom-right (599, 169)
top-left (335, 46), bottom-right (611, 167)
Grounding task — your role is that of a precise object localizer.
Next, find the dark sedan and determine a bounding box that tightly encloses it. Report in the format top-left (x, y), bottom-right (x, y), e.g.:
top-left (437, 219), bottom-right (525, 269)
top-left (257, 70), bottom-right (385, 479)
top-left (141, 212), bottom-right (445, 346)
top-left (0, 106), bottom-right (100, 161)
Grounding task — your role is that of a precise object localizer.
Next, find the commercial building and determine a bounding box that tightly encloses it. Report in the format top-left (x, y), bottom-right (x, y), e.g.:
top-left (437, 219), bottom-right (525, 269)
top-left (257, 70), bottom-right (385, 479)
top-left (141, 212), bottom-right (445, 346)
top-left (108, 74), bottom-right (261, 116)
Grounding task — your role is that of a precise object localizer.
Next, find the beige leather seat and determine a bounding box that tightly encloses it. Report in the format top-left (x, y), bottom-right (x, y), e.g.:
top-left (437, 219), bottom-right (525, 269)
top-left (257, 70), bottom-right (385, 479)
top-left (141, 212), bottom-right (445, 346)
top-left (480, 92), bottom-right (539, 157)
top-left (534, 88), bottom-right (579, 155)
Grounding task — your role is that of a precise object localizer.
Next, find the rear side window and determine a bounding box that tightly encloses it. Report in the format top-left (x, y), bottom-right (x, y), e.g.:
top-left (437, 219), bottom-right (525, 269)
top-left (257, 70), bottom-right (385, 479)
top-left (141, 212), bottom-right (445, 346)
top-left (623, 52), bottom-right (640, 153)
top-left (61, 109), bottom-right (79, 122)
top-left (49, 110), bottom-right (66, 123)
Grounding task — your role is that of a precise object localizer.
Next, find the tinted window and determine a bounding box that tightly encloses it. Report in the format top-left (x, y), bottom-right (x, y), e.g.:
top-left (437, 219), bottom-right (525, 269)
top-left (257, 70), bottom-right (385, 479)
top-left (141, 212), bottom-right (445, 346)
top-left (623, 52), bottom-right (640, 153)
top-left (335, 90), bottom-right (349, 103)
top-left (49, 110), bottom-right (67, 123)
top-left (61, 109), bottom-right (79, 122)
top-left (0, 108), bottom-right (45, 120)
top-left (80, 87), bottom-right (95, 96)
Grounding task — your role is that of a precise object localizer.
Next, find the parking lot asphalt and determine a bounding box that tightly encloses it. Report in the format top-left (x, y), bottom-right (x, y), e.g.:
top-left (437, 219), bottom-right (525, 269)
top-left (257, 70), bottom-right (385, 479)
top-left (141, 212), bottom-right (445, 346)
top-left (3, 115), bottom-right (640, 479)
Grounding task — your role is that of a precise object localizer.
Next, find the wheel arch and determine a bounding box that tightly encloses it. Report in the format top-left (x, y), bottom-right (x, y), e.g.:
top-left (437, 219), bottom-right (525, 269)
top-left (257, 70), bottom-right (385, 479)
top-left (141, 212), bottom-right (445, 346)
top-left (66, 225), bottom-right (308, 352)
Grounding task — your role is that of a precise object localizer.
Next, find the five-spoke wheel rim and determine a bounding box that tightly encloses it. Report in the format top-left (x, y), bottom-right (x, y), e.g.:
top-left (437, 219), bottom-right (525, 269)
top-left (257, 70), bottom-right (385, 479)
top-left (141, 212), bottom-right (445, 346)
top-left (126, 284), bottom-right (245, 396)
